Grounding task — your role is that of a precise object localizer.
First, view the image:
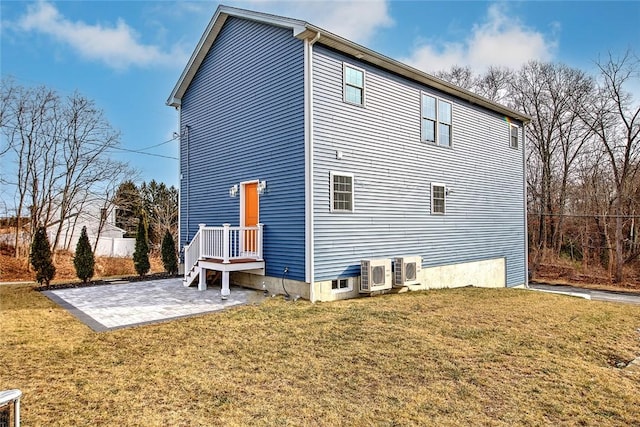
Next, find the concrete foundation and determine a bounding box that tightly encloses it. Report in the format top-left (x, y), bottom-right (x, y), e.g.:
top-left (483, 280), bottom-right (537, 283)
top-left (232, 257), bottom-right (511, 302)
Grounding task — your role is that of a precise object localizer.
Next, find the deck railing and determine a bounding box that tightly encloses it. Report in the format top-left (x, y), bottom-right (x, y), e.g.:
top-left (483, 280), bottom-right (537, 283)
top-left (184, 223), bottom-right (263, 277)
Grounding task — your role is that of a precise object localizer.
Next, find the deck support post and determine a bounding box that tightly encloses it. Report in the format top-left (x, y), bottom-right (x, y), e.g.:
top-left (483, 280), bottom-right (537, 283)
top-left (221, 271), bottom-right (230, 299)
top-left (198, 266), bottom-right (207, 291)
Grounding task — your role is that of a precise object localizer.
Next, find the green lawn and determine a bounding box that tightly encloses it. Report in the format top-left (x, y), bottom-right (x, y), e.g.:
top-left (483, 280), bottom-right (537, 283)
top-left (1, 284), bottom-right (639, 426)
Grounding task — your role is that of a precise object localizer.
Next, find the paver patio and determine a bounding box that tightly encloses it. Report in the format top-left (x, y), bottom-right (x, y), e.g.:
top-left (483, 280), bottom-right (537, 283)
top-left (43, 278), bottom-right (264, 332)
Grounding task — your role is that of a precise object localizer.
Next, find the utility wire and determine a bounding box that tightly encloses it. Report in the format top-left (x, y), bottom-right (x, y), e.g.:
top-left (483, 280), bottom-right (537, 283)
top-left (136, 135), bottom-right (179, 152)
top-left (0, 124), bottom-right (178, 160)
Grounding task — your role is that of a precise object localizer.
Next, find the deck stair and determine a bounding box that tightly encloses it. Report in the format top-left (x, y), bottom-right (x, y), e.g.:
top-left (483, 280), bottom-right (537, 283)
top-left (183, 223), bottom-right (265, 298)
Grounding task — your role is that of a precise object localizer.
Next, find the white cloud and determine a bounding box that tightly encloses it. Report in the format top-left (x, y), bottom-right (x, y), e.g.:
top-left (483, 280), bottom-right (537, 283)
top-left (402, 3), bottom-right (557, 73)
top-left (14, 1), bottom-right (186, 70)
top-left (236, 0), bottom-right (394, 44)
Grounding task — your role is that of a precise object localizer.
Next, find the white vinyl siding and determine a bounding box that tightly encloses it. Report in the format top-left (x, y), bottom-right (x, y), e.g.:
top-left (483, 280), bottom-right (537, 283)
top-left (330, 172), bottom-right (354, 212)
top-left (431, 183), bottom-right (446, 215)
top-left (343, 64), bottom-right (365, 106)
top-left (313, 46), bottom-right (526, 287)
top-left (422, 94), bottom-right (452, 147)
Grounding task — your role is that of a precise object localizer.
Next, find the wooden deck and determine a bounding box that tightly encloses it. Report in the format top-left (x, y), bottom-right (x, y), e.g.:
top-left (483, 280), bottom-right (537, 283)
top-left (203, 257), bottom-right (259, 264)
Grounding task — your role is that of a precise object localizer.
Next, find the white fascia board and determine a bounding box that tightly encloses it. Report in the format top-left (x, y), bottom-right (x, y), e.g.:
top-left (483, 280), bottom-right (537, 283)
top-left (222, 5), bottom-right (306, 35)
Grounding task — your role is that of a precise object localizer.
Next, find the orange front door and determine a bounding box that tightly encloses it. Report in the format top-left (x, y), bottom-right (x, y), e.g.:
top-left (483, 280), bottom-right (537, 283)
top-left (243, 182), bottom-right (258, 252)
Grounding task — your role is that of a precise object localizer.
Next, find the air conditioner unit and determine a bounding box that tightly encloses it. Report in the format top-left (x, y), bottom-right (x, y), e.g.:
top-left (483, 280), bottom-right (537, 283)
top-left (360, 258), bottom-right (392, 293)
top-left (393, 256), bottom-right (422, 287)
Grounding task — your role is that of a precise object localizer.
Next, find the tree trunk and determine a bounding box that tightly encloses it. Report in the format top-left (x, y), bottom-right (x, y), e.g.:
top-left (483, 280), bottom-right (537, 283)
top-left (613, 199), bottom-right (624, 283)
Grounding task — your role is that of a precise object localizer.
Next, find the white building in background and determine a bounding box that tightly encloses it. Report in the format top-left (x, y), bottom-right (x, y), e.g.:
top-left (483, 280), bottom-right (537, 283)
top-left (55, 202), bottom-right (135, 257)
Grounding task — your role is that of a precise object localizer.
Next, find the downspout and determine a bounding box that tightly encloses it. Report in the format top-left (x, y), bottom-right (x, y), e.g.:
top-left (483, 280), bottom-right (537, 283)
top-left (305, 31), bottom-right (320, 303)
top-left (522, 123), bottom-right (529, 288)
top-left (176, 107), bottom-right (182, 263)
top-left (185, 124), bottom-right (190, 250)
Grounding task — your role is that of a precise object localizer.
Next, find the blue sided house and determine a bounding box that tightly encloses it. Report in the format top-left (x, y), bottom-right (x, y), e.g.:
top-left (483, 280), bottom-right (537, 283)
top-left (167, 5), bottom-right (531, 302)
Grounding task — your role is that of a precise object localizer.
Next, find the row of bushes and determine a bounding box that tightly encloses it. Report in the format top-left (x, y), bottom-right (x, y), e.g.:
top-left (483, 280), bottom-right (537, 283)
top-left (30, 220), bottom-right (178, 287)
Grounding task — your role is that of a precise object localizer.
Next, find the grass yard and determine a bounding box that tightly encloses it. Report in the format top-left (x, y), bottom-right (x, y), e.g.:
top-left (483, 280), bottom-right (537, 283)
top-left (1, 285), bottom-right (639, 426)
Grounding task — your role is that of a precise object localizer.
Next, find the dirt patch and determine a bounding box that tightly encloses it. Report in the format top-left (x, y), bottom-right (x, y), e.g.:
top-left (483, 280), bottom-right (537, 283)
top-left (534, 261), bottom-right (640, 292)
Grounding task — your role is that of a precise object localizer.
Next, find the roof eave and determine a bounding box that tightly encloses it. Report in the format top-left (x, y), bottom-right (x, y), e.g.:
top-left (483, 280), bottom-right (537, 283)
top-left (299, 24), bottom-right (531, 124)
top-left (166, 6), bottom-right (531, 124)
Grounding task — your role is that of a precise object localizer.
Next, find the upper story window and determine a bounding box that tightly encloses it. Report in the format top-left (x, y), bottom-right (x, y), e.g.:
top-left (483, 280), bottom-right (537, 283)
top-left (343, 64), bottom-right (365, 106)
top-left (510, 124), bottom-right (519, 149)
top-left (330, 171), bottom-right (354, 212)
top-left (422, 94), bottom-right (452, 147)
top-left (431, 183), bottom-right (446, 215)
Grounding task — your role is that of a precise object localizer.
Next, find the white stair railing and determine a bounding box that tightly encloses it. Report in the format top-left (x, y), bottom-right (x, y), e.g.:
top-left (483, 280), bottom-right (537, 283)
top-left (183, 223), bottom-right (264, 282)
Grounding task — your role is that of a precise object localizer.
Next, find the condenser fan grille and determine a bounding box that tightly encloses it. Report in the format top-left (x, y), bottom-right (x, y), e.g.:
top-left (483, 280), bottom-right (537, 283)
top-left (371, 265), bottom-right (385, 285)
top-left (405, 262), bottom-right (416, 281)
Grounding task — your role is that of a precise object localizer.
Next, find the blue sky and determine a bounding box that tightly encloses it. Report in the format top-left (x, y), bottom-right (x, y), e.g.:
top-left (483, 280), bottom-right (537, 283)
top-left (2, 1), bottom-right (639, 188)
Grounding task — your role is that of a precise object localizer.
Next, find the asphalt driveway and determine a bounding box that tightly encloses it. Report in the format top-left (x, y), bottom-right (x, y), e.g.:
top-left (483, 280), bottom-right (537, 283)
top-left (529, 283), bottom-right (640, 305)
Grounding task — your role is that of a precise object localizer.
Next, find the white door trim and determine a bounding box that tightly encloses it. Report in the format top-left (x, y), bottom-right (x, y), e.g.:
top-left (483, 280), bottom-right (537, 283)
top-left (239, 180), bottom-right (259, 227)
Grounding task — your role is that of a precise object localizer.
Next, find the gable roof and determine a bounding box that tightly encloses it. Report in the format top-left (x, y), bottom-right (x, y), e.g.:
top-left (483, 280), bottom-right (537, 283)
top-left (167, 5), bottom-right (531, 124)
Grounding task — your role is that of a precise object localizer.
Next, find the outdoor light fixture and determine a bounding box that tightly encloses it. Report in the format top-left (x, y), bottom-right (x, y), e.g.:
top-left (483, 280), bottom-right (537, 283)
top-left (257, 180), bottom-right (267, 195)
top-left (229, 184), bottom-right (239, 197)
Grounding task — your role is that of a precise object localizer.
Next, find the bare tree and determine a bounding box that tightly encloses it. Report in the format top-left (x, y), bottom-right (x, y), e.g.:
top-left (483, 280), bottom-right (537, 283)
top-left (476, 66), bottom-right (514, 104)
top-left (509, 61), bottom-right (595, 276)
top-left (1, 79), bottom-right (130, 259)
top-left (48, 93), bottom-right (122, 256)
top-left (1, 82), bottom-right (58, 257)
top-left (580, 51), bottom-right (640, 282)
top-left (434, 65), bottom-right (514, 103)
top-left (434, 65), bottom-right (476, 91)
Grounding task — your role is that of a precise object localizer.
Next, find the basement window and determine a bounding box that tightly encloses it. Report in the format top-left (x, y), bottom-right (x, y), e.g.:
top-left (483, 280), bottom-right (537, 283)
top-left (331, 278), bottom-right (351, 292)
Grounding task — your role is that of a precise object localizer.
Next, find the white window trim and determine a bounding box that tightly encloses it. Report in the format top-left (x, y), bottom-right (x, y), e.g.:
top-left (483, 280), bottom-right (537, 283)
top-left (510, 123), bottom-right (519, 149)
top-left (431, 182), bottom-right (446, 215)
top-left (331, 278), bottom-right (353, 294)
top-left (421, 92), bottom-right (453, 148)
top-left (330, 171), bottom-right (355, 213)
top-left (343, 62), bottom-right (366, 107)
